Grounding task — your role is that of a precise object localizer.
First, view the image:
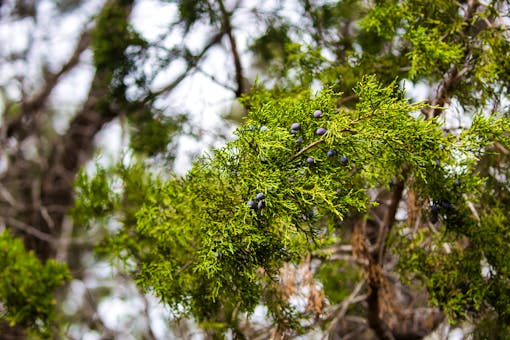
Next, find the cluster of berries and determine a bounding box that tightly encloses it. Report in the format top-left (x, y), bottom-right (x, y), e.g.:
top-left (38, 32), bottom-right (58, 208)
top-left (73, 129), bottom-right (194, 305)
top-left (291, 109), bottom-right (348, 165)
top-left (245, 109), bottom-right (350, 210)
top-left (247, 192), bottom-right (266, 210)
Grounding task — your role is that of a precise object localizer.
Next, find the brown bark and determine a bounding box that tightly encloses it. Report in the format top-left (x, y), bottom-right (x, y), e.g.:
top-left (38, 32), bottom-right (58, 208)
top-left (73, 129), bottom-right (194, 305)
top-left (366, 179), bottom-right (405, 340)
top-left (217, 0), bottom-right (246, 98)
top-left (27, 72), bottom-right (118, 260)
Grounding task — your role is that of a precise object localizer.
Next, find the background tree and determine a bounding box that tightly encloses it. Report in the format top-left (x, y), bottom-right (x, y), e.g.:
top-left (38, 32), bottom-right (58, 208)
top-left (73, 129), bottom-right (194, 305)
top-left (0, 0), bottom-right (509, 339)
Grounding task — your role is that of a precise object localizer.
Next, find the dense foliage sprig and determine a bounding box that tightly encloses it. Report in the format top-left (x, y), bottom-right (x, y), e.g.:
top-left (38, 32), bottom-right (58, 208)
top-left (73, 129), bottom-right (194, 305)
top-left (0, 232), bottom-right (70, 337)
top-left (82, 77), bottom-right (455, 325)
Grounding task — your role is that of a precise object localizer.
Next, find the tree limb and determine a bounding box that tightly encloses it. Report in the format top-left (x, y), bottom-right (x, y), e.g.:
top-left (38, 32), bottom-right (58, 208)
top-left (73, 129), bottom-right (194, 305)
top-left (425, 0), bottom-right (481, 119)
top-left (327, 279), bottom-right (366, 335)
top-left (374, 174), bottom-right (406, 264)
top-left (5, 28), bottom-right (91, 140)
top-left (6, 217), bottom-right (55, 244)
top-left (218, 0), bottom-right (246, 97)
top-left (146, 31), bottom-right (225, 101)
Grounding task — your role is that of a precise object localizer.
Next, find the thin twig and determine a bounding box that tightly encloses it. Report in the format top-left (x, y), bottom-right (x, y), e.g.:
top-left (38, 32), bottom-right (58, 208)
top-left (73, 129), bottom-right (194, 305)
top-left (146, 31), bottom-right (225, 101)
top-left (6, 217), bottom-right (55, 244)
top-left (289, 139), bottom-right (325, 161)
top-left (327, 279), bottom-right (366, 334)
top-left (0, 183), bottom-right (21, 208)
top-left (197, 66), bottom-right (238, 92)
top-left (218, 0), bottom-right (246, 97)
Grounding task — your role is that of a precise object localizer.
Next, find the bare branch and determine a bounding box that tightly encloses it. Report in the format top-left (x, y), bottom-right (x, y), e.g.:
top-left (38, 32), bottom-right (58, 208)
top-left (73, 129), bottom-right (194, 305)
top-left (366, 272), bottom-right (395, 340)
top-left (142, 295), bottom-right (157, 340)
top-left (364, 169), bottom-right (408, 340)
top-left (55, 215), bottom-right (73, 263)
top-left (337, 94), bottom-right (358, 106)
top-left (146, 31), bottom-right (225, 101)
top-left (465, 197), bottom-right (481, 222)
top-left (197, 66), bottom-right (238, 93)
top-left (218, 0), bottom-right (246, 97)
top-left (327, 279), bottom-right (366, 335)
top-left (374, 174), bottom-right (407, 264)
top-left (0, 182), bottom-right (21, 208)
top-left (5, 28), bottom-right (91, 140)
top-left (494, 141), bottom-right (509, 155)
top-left (6, 217), bottom-right (55, 244)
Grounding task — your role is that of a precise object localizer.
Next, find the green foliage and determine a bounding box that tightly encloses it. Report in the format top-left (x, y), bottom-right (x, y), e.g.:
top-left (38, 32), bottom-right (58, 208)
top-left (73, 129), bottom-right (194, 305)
top-left (397, 114), bottom-right (510, 328)
top-left (360, 1), bottom-right (402, 40)
top-left (90, 0), bottom-right (164, 164)
top-left (405, 26), bottom-right (463, 79)
top-left (250, 23), bottom-right (293, 69)
top-left (473, 312), bottom-right (510, 339)
top-left (305, 0), bottom-right (366, 33)
top-left (73, 166), bottom-right (118, 227)
top-left (359, 0), bottom-right (510, 107)
top-left (0, 231), bottom-right (70, 337)
top-left (91, 0), bottom-right (147, 99)
top-left (89, 76), bottom-right (454, 334)
top-left (315, 260), bottom-right (361, 305)
top-left (73, 161), bottom-right (165, 263)
top-left (129, 110), bottom-right (187, 158)
top-left (362, 0), bottom-right (464, 79)
top-left (175, 0), bottom-right (212, 32)
top-left (90, 0), bottom-right (187, 162)
top-left (470, 26), bottom-right (510, 104)
top-left (399, 225), bottom-right (498, 324)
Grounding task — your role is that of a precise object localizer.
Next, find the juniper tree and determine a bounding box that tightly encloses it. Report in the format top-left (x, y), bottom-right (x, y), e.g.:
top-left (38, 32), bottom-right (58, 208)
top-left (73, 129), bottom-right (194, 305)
top-left (89, 1), bottom-right (509, 338)
top-left (1, 0), bottom-right (510, 339)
